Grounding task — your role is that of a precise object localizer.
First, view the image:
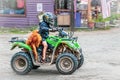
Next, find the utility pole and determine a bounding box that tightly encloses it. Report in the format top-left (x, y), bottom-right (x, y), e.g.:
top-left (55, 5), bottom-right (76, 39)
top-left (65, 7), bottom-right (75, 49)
top-left (70, 0), bottom-right (74, 31)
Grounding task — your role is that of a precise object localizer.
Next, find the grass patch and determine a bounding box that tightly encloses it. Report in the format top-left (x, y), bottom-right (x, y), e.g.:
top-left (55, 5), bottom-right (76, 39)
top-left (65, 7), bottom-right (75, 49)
top-left (0, 25), bottom-right (111, 34)
top-left (94, 26), bottom-right (111, 31)
top-left (0, 26), bottom-right (38, 34)
top-left (73, 28), bottom-right (91, 31)
top-left (73, 26), bottom-right (111, 32)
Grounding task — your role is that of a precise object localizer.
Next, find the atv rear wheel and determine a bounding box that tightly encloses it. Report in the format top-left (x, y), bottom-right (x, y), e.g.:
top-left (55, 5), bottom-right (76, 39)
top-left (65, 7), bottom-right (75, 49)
top-left (56, 53), bottom-right (78, 75)
top-left (11, 52), bottom-right (33, 75)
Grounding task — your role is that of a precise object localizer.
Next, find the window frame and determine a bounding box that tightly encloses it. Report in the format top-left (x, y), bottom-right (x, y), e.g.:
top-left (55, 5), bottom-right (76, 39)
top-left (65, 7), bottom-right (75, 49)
top-left (0, 0), bottom-right (26, 17)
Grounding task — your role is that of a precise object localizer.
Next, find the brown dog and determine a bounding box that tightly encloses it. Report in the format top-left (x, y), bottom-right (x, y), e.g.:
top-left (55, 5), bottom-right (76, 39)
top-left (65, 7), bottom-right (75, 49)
top-left (26, 30), bottom-right (42, 62)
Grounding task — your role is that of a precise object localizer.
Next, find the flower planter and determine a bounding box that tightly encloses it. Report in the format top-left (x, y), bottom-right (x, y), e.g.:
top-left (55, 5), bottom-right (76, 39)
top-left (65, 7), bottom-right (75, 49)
top-left (95, 21), bottom-right (109, 28)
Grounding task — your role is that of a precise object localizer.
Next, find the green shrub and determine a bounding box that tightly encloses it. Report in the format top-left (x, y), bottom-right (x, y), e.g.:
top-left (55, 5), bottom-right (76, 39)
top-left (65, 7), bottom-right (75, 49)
top-left (110, 14), bottom-right (120, 20)
top-left (95, 14), bottom-right (111, 22)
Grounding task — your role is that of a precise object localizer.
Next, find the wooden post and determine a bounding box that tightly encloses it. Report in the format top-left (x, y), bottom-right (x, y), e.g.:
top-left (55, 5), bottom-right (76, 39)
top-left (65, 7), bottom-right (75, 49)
top-left (87, 0), bottom-right (92, 22)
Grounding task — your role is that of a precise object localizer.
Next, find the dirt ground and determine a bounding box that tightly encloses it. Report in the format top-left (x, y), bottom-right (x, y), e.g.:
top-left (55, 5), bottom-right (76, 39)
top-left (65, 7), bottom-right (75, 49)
top-left (0, 27), bottom-right (120, 80)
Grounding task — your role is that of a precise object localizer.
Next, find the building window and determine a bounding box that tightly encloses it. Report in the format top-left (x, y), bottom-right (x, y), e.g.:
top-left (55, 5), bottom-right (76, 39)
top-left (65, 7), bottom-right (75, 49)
top-left (0, 0), bottom-right (26, 17)
top-left (56, 0), bottom-right (72, 10)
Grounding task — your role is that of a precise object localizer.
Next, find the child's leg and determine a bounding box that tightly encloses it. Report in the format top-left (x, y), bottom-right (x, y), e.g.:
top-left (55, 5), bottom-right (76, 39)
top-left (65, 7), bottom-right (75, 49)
top-left (42, 41), bottom-right (48, 60)
top-left (32, 44), bottom-right (38, 61)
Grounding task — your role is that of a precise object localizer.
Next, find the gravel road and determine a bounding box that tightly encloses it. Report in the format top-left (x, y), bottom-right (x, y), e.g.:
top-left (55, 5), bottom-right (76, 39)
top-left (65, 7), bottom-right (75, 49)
top-left (0, 27), bottom-right (120, 80)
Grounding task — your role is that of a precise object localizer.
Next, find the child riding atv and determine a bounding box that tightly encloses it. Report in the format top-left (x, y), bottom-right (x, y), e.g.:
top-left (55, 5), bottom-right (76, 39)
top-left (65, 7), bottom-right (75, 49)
top-left (26, 12), bottom-right (56, 63)
top-left (38, 12), bottom-right (56, 63)
top-left (9, 12), bottom-right (84, 75)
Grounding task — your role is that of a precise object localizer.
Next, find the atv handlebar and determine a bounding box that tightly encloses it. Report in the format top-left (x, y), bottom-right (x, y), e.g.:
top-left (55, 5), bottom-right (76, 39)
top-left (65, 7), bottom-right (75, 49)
top-left (52, 28), bottom-right (75, 39)
top-left (49, 28), bottom-right (58, 32)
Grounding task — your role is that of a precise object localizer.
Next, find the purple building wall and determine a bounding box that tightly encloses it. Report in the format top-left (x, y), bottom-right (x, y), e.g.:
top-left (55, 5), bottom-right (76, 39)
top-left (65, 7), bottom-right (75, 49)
top-left (0, 0), bottom-right (54, 27)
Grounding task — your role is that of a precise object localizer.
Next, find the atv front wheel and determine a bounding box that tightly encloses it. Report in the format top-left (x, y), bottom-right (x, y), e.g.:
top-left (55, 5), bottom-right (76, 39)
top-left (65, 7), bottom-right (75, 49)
top-left (11, 52), bottom-right (33, 75)
top-left (77, 49), bottom-right (84, 69)
top-left (56, 53), bottom-right (78, 75)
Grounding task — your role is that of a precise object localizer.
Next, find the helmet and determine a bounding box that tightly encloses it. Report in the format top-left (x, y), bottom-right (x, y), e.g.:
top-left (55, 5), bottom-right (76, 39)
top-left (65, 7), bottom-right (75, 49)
top-left (43, 12), bottom-right (54, 25)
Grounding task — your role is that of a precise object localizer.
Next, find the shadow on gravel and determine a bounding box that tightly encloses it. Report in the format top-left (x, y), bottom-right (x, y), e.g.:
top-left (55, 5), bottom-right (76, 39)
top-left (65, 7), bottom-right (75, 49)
top-left (30, 69), bottom-right (59, 75)
top-left (109, 62), bottom-right (120, 66)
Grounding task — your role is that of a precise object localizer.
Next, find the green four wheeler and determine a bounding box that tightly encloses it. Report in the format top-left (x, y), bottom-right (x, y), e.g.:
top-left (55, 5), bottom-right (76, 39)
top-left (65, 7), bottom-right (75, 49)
top-left (9, 28), bottom-right (84, 75)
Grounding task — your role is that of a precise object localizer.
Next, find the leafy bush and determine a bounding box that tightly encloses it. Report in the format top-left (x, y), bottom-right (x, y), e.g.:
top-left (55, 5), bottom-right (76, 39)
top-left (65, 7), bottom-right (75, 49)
top-left (95, 13), bottom-right (120, 22)
top-left (95, 14), bottom-right (110, 22)
top-left (110, 14), bottom-right (120, 20)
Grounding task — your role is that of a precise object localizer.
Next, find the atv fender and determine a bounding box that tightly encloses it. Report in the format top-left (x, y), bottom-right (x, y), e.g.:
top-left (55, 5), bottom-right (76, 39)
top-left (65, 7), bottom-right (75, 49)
top-left (59, 41), bottom-right (80, 50)
top-left (11, 42), bottom-right (32, 51)
top-left (11, 42), bottom-right (40, 66)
